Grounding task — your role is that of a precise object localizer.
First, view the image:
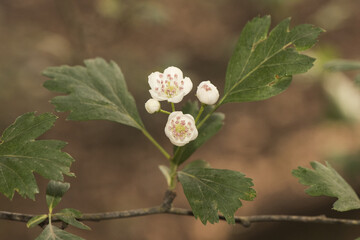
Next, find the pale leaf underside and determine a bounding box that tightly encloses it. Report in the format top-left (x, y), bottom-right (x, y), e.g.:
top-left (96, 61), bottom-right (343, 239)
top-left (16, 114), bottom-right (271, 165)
top-left (293, 161), bottom-right (360, 211)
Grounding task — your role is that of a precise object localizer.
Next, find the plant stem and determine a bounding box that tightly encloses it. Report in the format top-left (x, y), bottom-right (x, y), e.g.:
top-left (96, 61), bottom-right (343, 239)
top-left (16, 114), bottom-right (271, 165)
top-left (168, 162), bottom-right (178, 190)
top-left (171, 102), bottom-right (175, 112)
top-left (141, 129), bottom-right (171, 160)
top-left (195, 104), bottom-right (205, 124)
top-left (159, 109), bottom-right (171, 115)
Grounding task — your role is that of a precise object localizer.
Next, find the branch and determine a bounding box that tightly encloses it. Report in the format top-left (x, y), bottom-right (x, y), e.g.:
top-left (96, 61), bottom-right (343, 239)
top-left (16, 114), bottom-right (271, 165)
top-left (1, 190), bottom-right (360, 228)
top-left (2, 208), bottom-right (360, 228)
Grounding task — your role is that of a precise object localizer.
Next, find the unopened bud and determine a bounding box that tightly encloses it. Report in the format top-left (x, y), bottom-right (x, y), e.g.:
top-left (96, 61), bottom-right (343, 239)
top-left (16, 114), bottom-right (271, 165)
top-left (145, 99), bottom-right (161, 114)
top-left (196, 81), bottom-right (219, 105)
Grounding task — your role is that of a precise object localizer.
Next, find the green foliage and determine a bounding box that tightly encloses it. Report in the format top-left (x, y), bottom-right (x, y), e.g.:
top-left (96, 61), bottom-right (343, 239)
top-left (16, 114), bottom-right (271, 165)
top-left (43, 58), bottom-right (144, 130)
top-left (178, 161), bottom-right (256, 224)
top-left (223, 16), bottom-right (323, 103)
top-left (173, 101), bottom-right (224, 165)
top-left (27, 214), bottom-right (48, 228)
top-left (0, 112), bottom-right (74, 200)
top-left (32, 181), bottom-right (88, 238)
top-left (292, 161), bottom-right (360, 211)
top-left (46, 181), bottom-right (70, 212)
top-left (324, 60), bottom-right (360, 71)
top-left (35, 225), bottom-right (84, 240)
top-left (56, 208), bottom-right (91, 230)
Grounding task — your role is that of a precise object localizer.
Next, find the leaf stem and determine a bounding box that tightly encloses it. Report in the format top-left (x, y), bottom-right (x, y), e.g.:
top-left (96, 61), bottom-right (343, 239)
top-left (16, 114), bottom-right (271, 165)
top-left (195, 104), bottom-right (205, 124)
top-left (196, 98), bottom-right (224, 129)
top-left (159, 109), bottom-right (171, 115)
top-left (171, 102), bottom-right (175, 112)
top-left (141, 129), bottom-right (171, 160)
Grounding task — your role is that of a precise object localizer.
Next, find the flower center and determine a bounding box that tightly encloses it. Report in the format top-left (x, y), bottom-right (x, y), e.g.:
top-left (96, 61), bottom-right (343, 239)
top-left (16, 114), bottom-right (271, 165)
top-left (155, 74), bottom-right (185, 98)
top-left (168, 116), bottom-right (194, 141)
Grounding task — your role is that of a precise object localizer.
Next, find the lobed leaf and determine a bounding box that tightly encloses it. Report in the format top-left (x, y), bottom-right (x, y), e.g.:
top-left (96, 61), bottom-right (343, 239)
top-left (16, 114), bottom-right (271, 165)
top-left (173, 101), bottom-right (224, 165)
top-left (36, 224), bottom-right (84, 240)
top-left (292, 161), bottom-right (360, 211)
top-left (178, 163), bottom-right (256, 224)
top-left (0, 112), bottom-right (74, 200)
top-left (43, 58), bottom-right (144, 130)
top-left (56, 208), bottom-right (90, 230)
top-left (223, 16), bottom-right (323, 103)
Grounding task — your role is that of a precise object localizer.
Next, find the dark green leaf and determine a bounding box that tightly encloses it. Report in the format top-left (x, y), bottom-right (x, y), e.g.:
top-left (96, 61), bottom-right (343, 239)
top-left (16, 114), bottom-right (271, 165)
top-left (46, 181), bottom-right (70, 211)
top-left (36, 224), bottom-right (84, 240)
top-left (223, 16), bottom-right (323, 103)
top-left (292, 161), bottom-right (360, 211)
top-left (0, 112), bottom-right (74, 200)
top-left (56, 208), bottom-right (90, 230)
top-left (324, 60), bottom-right (360, 72)
top-left (27, 214), bottom-right (48, 228)
top-left (178, 167), bottom-right (256, 224)
top-left (173, 102), bottom-right (224, 165)
top-left (43, 58), bottom-right (144, 130)
top-left (183, 159), bottom-right (211, 170)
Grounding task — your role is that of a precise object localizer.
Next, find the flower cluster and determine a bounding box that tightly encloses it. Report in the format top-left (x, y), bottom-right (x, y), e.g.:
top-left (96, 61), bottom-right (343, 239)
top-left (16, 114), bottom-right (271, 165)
top-left (145, 66), bottom-right (219, 146)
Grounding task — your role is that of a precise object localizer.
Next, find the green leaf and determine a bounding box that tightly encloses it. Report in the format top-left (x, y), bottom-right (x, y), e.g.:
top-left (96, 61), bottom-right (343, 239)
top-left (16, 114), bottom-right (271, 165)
top-left (27, 214), bottom-right (48, 228)
top-left (223, 16), bottom-right (323, 103)
top-left (36, 224), bottom-right (84, 240)
top-left (178, 167), bottom-right (256, 224)
top-left (0, 112), bottom-right (74, 200)
top-left (183, 159), bottom-right (211, 170)
top-left (173, 101), bottom-right (224, 165)
top-left (56, 208), bottom-right (90, 230)
top-left (324, 60), bottom-right (360, 71)
top-left (43, 57), bottom-right (144, 130)
top-left (46, 181), bottom-right (70, 211)
top-left (292, 161), bottom-right (360, 211)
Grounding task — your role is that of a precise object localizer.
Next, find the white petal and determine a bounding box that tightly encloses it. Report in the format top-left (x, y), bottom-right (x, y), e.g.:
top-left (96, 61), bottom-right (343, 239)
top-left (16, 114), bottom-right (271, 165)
top-left (182, 77), bottom-right (193, 95)
top-left (149, 90), bottom-right (167, 101)
top-left (184, 113), bottom-right (195, 121)
top-left (148, 72), bottom-right (161, 89)
top-left (190, 127), bottom-right (198, 141)
top-left (164, 66), bottom-right (183, 79)
top-left (168, 93), bottom-right (185, 103)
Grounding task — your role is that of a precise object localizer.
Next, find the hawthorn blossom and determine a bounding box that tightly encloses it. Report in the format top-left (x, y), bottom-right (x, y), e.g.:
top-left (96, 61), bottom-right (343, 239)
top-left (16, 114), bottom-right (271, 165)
top-left (196, 81), bottom-right (220, 105)
top-left (165, 111), bottom-right (198, 146)
top-left (148, 66), bottom-right (193, 103)
top-left (145, 99), bottom-right (161, 114)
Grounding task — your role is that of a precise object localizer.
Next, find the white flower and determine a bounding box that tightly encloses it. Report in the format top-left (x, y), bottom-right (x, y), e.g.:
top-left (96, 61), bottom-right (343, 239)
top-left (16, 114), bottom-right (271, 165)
top-left (145, 99), bottom-right (161, 114)
top-left (196, 80), bottom-right (220, 105)
top-left (148, 66), bottom-right (193, 103)
top-left (164, 111), bottom-right (198, 146)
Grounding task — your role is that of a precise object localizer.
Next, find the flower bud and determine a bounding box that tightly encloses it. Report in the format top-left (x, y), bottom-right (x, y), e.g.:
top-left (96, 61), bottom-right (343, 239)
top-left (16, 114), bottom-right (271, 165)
top-left (196, 81), bottom-right (219, 105)
top-left (145, 99), bottom-right (161, 114)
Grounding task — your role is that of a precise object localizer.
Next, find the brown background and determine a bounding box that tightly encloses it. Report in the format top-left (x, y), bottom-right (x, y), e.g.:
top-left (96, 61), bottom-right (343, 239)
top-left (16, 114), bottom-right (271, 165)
top-left (1, 0), bottom-right (360, 239)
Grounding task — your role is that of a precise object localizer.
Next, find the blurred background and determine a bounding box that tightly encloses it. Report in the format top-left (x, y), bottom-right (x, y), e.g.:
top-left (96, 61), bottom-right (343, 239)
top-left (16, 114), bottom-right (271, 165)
top-left (1, 0), bottom-right (360, 239)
